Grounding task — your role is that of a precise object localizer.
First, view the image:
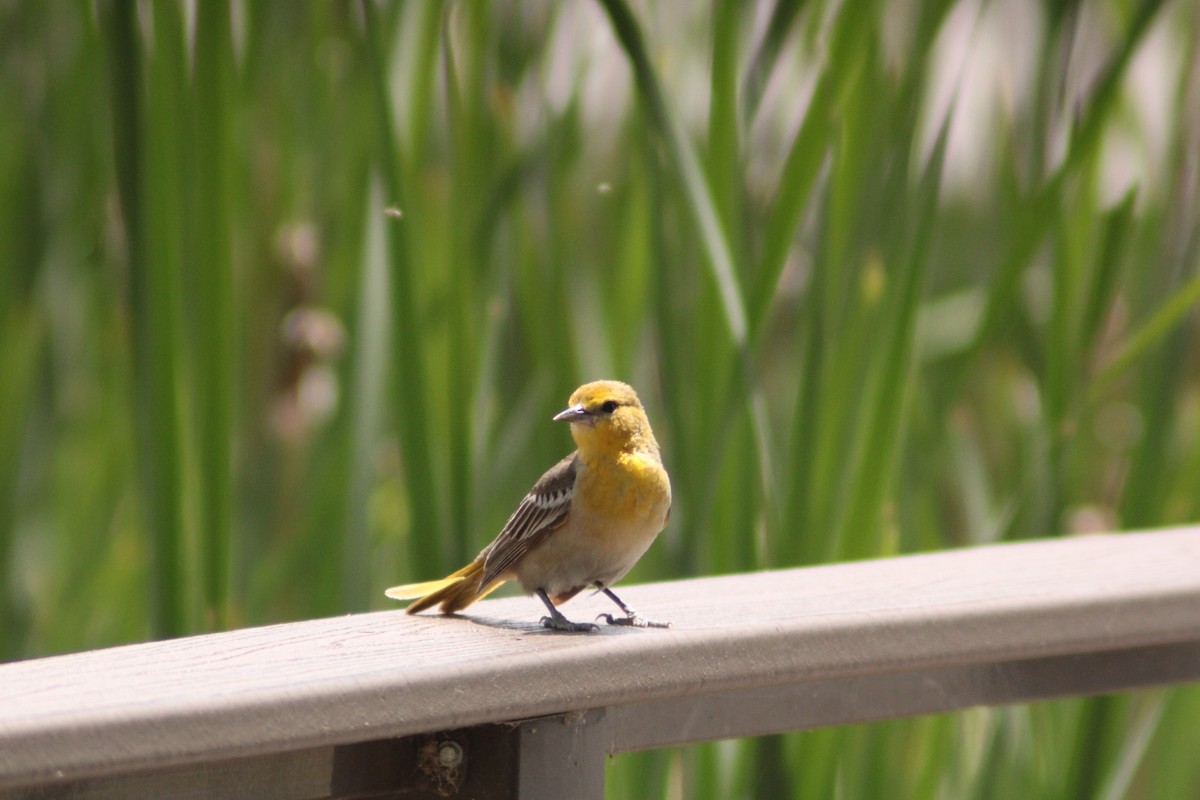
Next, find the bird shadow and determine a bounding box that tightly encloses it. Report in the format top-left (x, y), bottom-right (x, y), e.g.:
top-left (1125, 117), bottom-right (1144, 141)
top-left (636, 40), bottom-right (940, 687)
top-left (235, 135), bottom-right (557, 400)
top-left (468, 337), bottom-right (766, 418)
top-left (436, 612), bottom-right (643, 636)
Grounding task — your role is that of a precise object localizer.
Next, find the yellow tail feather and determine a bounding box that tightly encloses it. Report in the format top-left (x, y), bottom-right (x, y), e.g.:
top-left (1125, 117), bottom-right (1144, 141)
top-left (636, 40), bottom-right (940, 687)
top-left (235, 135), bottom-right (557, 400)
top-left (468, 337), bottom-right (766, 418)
top-left (384, 578), bottom-right (463, 600)
top-left (386, 560), bottom-right (506, 615)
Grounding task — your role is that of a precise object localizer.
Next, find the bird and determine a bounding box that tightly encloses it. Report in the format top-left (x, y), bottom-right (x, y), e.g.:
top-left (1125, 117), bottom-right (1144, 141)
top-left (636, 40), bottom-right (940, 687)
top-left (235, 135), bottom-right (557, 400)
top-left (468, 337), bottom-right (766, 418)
top-left (386, 380), bottom-right (672, 632)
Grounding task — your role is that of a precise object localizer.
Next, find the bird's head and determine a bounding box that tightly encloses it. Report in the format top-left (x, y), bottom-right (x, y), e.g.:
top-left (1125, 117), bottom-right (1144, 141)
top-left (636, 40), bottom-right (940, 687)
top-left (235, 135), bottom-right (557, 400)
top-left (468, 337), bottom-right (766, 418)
top-left (553, 380), bottom-right (658, 454)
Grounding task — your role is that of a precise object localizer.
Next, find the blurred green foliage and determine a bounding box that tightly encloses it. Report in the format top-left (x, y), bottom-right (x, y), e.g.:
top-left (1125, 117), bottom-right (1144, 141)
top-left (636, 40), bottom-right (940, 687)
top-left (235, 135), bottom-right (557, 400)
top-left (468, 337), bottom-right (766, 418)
top-left (1, 0), bottom-right (1198, 797)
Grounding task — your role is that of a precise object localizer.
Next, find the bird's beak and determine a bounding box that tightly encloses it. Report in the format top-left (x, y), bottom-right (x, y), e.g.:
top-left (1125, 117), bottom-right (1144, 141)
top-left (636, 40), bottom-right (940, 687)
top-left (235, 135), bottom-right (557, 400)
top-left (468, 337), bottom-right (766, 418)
top-left (553, 403), bottom-right (592, 424)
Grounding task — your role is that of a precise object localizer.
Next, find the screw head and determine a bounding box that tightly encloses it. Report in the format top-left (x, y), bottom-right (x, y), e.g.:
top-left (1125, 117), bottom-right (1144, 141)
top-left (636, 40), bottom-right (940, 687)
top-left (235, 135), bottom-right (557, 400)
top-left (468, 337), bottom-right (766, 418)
top-left (437, 741), bottom-right (463, 769)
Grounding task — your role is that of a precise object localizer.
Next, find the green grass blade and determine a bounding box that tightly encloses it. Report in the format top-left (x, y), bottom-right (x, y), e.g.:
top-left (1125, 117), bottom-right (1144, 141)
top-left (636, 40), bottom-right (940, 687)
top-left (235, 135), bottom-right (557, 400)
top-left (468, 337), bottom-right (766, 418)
top-left (360, 0), bottom-right (443, 577)
top-left (750, 0), bottom-right (874, 334)
top-left (190, 0), bottom-right (236, 630)
top-left (742, 0), bottom-right (806, 122)
top-left (598, 0), bottom-right (748, 350)
top-left (0, 309), bottom-right (43, 658)
top-left (104, 0), bottom-right (193, 638)
top-left (707, 0), bottom-right (742, 255)
top-left (1094, 267), bottom-right (1200, 394)
top-left (342, 189), bottom-right (392, 612)
top-left (831, 114), bottom-right (950, 560)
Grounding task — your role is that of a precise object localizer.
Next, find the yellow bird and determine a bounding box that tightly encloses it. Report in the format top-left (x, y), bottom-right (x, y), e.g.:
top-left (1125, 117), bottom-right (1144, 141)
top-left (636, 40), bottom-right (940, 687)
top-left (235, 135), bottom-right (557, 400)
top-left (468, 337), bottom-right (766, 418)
top-left (386, 380), bottom-right (672, 632)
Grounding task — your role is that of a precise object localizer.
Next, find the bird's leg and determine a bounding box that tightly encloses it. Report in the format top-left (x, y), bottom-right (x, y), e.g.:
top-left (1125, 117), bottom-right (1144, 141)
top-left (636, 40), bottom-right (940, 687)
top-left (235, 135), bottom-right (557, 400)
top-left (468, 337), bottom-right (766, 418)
top-left (536, 588), bottom-right (598, 632)
top-left (597, 585), bottom-right (672, 629)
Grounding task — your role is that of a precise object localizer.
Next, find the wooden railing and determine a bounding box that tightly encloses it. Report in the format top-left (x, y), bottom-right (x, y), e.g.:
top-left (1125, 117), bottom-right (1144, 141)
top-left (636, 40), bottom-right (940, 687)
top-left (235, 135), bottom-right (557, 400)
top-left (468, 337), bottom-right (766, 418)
top-left (2, 527), bottom-right (1199, 799)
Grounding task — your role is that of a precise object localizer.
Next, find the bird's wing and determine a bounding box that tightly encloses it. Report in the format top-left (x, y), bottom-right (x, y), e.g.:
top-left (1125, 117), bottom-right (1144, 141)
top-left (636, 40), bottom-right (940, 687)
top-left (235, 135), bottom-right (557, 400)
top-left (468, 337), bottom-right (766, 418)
top-left (480, 453), bottom-right (577, 587)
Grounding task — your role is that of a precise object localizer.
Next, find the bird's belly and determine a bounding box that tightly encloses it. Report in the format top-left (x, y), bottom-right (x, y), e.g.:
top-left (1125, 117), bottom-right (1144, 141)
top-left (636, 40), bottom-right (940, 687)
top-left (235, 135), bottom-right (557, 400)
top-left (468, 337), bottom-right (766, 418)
top-left (515, 513), bottom-right (663, 601)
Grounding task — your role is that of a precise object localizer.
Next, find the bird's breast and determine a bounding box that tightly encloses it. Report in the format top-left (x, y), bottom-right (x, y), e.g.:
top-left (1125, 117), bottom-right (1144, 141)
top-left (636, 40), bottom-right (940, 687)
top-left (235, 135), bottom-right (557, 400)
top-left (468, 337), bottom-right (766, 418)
top-left (574, 451), bottom-right (671, 537)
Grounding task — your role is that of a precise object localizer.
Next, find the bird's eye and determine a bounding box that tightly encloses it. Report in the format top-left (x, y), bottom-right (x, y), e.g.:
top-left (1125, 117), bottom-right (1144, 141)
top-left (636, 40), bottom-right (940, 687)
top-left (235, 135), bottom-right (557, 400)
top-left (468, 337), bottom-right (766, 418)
top-left (600, 400), bottom-right (619, 414)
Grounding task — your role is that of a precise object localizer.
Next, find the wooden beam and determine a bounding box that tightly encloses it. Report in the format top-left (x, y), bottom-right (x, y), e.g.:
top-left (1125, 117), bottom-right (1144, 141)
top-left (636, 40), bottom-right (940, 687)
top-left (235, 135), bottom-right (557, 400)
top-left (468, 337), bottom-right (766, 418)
top-left (1, 528), bottom-right (1198, 798)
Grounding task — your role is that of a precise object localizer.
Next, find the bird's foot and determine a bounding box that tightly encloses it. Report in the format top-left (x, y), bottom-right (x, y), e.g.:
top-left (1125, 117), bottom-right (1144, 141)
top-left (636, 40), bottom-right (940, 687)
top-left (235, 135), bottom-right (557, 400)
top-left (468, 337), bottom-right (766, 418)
top-left (540, 615), bottom-right (599, 633)
top-left (601, 613), bottom-right (673, 629)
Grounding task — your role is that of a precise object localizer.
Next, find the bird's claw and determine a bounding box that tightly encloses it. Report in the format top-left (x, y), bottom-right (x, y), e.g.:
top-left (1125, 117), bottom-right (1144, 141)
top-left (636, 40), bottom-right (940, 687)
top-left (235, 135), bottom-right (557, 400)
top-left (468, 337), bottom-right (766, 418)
top-left (600, 613), bottom-right (673, 629)
top-left (540, 615), bottom-right (599, 633)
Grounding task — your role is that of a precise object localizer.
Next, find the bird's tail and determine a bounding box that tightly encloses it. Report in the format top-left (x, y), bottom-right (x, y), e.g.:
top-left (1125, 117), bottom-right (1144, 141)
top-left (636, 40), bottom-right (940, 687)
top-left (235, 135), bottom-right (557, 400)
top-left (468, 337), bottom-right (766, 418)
top-left (385, 559), bottom-right (504, 615)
